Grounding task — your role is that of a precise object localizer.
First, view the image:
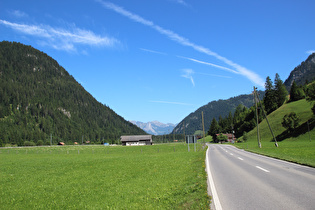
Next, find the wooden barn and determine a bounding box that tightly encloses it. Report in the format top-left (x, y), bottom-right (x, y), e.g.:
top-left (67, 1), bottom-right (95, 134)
top-left (120, 135), bottom-right (152, 146)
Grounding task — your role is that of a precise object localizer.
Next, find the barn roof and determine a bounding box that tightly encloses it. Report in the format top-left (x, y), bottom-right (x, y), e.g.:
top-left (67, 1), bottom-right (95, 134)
top-left (120, 135), bottom-right (152, 142)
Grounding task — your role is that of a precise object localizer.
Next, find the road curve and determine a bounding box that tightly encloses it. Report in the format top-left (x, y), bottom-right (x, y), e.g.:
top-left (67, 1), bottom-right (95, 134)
top-left (206, 144), bottom-right (315, 210)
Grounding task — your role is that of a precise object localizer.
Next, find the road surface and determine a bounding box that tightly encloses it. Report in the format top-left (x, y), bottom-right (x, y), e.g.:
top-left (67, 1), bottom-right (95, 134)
top-left (206, 144), bottom-right (315, 210)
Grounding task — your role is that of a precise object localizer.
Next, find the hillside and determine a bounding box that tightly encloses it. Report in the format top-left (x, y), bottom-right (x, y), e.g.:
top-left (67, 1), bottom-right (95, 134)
top-left (237, 99), bottom-right (315, 166)
top-left (172, 92), bottom-right (264, 135)
top-left (284, 53), bottom-right (315, 90)
top-left (0, 41), bottom-right (146, 146)
top-left (174, 53), bottom-right (315, 135)
top-left (243, 99), bottom-right (314, 143)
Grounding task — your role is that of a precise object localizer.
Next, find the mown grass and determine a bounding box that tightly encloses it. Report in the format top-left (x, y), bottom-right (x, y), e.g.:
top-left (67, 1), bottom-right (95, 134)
top-left (236, 99), bottom-right (315, 167)
top-left (0, 143), bottom-right (210, 209)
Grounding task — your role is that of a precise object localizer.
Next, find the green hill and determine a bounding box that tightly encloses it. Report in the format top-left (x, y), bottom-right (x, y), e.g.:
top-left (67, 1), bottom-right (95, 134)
top-left (0, 41), bottom-right (146, 146)
top-left (237, 99), bottom-right (315, 167)
top-left (172, 92), bottom-right (264, 135)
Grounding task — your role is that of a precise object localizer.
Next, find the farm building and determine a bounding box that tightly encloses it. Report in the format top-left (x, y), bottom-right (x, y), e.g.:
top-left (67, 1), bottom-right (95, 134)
top-left (215, 133), bottom-right (236, 143)
top-left (120, 135), bottom-right (152, 146)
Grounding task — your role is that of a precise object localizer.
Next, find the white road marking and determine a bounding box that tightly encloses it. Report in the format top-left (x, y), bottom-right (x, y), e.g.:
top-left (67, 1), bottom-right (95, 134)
top-left (206, 147), bottom-right (223, 210)
top-left (238, 157), bottom-right (244, 161)
top-left (230, 153), bottom-right (234, 156)
top-left (256, 166), bottom-right (270, 173)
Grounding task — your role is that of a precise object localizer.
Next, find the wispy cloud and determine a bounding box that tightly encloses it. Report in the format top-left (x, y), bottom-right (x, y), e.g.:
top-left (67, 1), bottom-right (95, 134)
top-left (140, 48), bottom-right (167, 55)
top-left (196, 72), bottom-right (232, 79)
top-left (150, 100), bottom-right (194, 106)
top-left (96, 1), bottom-right (265, 87)
top-left (10, 10), bottom-right (28, 18)
top-left (306, 50), bottom-right (315, 55)
top-left (173, 0), bottom-right (188, 7)
top-left (0, 19), bottom-right (120, 52)
top-left (181, 69), bottom-right (195, 86)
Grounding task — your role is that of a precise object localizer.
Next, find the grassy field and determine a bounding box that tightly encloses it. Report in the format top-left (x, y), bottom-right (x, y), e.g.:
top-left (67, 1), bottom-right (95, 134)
top-left (236, 99), bottom-right (315, 167)
top-left (0, 143), bottom-right (210, 209)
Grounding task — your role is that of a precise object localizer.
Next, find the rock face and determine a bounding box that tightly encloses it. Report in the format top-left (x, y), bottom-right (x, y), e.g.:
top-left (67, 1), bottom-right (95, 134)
top-left (130, 121), bottom-right (176, 135)
top-left (284, 53), bottom-right (315, 90)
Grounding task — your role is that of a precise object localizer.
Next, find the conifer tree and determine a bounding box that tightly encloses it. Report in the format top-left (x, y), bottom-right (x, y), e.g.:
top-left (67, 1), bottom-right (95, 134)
top-left (274, 73), bottom-right (288, 107)
top-left (263, 76), bottom-right (277, 114)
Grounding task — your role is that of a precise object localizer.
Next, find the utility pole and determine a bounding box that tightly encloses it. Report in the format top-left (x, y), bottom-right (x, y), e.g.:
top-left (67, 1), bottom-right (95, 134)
top-left (183, 120), bottom-right (185, 143)
top-left (202, 111), bottom-right (206, 146)
top-left (254, 87), bottom-right (262, 148)
top-left (254, 89), bottom-right (278, 147)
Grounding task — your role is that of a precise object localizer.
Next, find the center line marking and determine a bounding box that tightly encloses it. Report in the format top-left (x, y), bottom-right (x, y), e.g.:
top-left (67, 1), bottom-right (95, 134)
top-left (256, 166), bottom-right (270, 173)
top-left (238, 157), bottom-right (244, 160)
top-left (230, 153), bottom-right (234, 156)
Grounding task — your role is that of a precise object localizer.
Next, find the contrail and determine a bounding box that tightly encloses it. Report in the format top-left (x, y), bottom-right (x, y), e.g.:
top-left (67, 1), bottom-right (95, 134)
top-left (96, 0), bottom-right (265, 87)
top-left (177, 56), bottom-right (238, 74)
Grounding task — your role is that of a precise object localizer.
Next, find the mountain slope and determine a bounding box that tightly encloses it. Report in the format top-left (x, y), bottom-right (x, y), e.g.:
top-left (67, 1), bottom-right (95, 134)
top-left (130, 121), bottom-right (176, 135)
top-left (172, 92), bottom-right (264, 135)
top-left (284, 53), bottom-right (315, 90)
top-left (174, 53), bottom-right (315, 136)
top-left (0, 41), bottom-right (146, 146)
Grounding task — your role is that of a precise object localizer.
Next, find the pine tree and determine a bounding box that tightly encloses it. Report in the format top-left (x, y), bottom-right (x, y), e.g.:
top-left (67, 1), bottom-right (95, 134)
top-left (264, 76), bottom-right (277, 114)
top-left (274, 73), bottom-right (288, 107)
top-left (208, 118), bottom-right (220, 139)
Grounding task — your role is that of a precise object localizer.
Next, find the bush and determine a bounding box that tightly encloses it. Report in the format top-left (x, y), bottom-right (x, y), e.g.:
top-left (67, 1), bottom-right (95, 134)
top-left (243, 131), bottom-right (248, 142)
top-left (24, 141), bottom-right (36, 147)
top-left (36, 140), bottom-right (44, 146)
top-left (282, 112), bottom-right (300, 132)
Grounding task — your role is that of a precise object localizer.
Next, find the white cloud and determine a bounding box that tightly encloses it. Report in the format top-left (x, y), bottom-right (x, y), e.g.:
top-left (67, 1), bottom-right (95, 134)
top-left (181, 69), bottom-right (195, 86)
top-left (0, 19), bottom-right (120, 52)
top-left (150, 100), bottom-right (194, 106)
top-left (306, 50), bottom-right (315, 55)
top-left (97, 1), bottom-right (265, 88)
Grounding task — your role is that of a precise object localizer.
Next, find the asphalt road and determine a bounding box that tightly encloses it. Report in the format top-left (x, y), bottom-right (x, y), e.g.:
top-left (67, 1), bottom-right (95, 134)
top-left (206, 144), bottom-right (315, 210)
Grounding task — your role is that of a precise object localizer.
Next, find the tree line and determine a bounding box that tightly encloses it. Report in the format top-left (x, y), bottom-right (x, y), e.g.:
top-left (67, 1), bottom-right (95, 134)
top-left (207, 74), bottom-right (315, 142)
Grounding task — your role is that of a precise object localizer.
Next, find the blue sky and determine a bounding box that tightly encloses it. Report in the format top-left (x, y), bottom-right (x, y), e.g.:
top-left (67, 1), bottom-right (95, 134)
top-left (1, 0), bottom-right (314, 124)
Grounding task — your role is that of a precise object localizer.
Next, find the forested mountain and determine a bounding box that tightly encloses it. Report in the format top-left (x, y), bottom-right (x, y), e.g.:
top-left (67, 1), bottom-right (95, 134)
top-left (0, 41), bottom-right (146, 146)
top-left (284, 53), bottom-right (315, 90)
top-left (172, 92), bottom-right (264, 135)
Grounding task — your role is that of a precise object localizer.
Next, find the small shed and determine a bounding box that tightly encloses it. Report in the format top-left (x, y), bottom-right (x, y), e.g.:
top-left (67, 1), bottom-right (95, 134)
top-left (120, 135), bottom-right (152, 146)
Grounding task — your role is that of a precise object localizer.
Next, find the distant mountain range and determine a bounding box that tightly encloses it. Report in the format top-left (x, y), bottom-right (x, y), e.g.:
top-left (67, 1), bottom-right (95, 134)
top-left (130, 121), bottom-right (176, 135)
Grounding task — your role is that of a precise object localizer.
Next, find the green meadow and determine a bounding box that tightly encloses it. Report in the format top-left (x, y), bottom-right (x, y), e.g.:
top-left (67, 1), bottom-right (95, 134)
top-left (236, 99), bottom-right (315, 167)
top-left (0, 143), bottom-right (210, 209)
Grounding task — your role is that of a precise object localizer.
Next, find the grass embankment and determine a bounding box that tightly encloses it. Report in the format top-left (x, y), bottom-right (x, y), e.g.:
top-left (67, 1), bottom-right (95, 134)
top-left (0, 143), bottom-right (210, 209)
top-left (236, 99), bottom-right (315, 167)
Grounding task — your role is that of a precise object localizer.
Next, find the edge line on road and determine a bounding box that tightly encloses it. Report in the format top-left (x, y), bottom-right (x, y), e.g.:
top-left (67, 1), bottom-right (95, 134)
top-left (206, 146), bottom-right (223, 210)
